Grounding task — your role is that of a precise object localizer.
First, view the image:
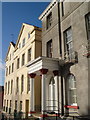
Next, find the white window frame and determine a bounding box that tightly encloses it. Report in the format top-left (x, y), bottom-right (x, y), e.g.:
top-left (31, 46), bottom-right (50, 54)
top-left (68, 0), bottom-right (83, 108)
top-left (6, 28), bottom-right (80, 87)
top-left (67, 74), bottom-right (77, 106)
top-left (22, 38), bottom-right (25, 47)
top-left (86, 12), bottom-right (90, 41)
top-left (64, 27), bottom-right (73, 55)
top-left (47, 12), bottom-right (52, 29)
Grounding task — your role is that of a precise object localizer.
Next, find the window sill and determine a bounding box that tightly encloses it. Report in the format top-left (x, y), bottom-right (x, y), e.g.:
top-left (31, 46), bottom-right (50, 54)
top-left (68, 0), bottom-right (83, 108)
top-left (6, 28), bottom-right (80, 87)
top-left (64, 105), bottom-right (79, 109)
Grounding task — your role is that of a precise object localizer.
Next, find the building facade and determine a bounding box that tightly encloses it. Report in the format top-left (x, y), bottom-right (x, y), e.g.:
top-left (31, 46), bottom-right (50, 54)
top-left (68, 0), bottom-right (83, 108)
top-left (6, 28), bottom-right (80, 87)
top-left (3, 23), bottom-right (42, 117)
top-left (0, 86), bottom-right (4, 110)
top-left (26, 0), bottom-right (90, 118)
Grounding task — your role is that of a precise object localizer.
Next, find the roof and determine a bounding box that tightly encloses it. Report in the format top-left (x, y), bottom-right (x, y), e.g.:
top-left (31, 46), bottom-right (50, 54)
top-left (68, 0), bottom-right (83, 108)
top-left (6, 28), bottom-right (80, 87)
top-left (5, 23), bottom-right (41, 61)
top-left (15, 23), bottom-right (41, 49)
top-left (39, 0), bottom-right (57, 20)
top-left (5, 42), bottom-right (15, 61)
top-left (10, 42), bottom-right (15, 47)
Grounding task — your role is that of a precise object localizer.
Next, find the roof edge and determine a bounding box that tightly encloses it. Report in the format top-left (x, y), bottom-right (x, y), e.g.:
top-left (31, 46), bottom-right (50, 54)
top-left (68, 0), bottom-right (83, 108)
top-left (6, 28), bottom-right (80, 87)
top-left (39, 0), bottom-right (58, 20)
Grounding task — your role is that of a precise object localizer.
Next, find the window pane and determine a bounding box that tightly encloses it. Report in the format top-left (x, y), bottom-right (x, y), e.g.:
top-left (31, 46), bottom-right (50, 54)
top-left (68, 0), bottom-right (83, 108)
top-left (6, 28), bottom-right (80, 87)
top-left (28, 33), bottom-right (30, 39)
top-left (22, 54), bottom-right (25, 66)
top-left (17, 58), bottom-right (20, 69)
top-left (47, 40), bottom-right (52, 58)
top-left (12, 63), bottom-right (14, 72)
top-left (11, 80), bottom-right (13, 94)
top-left (21, 75), bottom-right (24, 93)
top-left (10, 100), bottom-right (12, 108)
top-left (88, 15), bottom-right (90, 28)
top-left (68, 74), bottom-right (77, 105)
top-left (28, 48), bottom-right (31, 62)
top-left (27, 76), bottom-right (30, 92)
top-left (86, 13), bottom-right (90, 40)
top-left (22, 38), bottom-right (25, 47)
top-left (15, 101), bottom-right (17, 110)
top-left (64, 28), bottom-right (73, 55)
top-left (20, 101), bottom-right (22, 111)
top-left (16, 77), bottom-right (19, 94)
top-left (47, 12), bottom-right (52, 29)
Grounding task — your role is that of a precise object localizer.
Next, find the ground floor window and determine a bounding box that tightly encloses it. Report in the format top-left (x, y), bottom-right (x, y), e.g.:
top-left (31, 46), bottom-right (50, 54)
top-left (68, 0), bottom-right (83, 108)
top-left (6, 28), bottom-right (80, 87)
top-left (20, 101), bottom-right (22, 111)
top-left (48, 77), bottom-right (55, 111)
top-left (67, 74), bottom-right (77, 105)
top-left (15, 100), bottom-right (17, 110)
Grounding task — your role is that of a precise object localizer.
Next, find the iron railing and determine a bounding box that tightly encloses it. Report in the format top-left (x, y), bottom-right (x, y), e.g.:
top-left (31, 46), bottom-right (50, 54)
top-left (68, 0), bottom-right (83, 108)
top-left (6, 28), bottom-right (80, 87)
top-left (64, 51), bottom-right (78, 63)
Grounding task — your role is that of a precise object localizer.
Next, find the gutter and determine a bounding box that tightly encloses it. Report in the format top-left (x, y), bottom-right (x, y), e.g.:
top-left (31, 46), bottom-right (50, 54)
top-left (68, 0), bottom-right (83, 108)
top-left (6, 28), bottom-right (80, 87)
top-left (57, 1), bottom-right (64, 116)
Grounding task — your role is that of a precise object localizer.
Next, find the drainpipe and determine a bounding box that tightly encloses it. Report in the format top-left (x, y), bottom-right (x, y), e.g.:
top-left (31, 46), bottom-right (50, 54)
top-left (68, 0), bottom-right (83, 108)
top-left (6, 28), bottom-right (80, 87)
top-left (57, 0), bottom-right (62, 56)
top-left (57, 0), bottom-right (64, 116)
top-left (60, 66), bottom-right (64, 116)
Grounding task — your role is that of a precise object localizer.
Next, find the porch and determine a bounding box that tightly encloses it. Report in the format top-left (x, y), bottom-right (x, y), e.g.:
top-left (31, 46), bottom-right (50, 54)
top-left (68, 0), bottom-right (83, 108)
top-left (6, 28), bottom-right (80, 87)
top-left (26, 56), bottom-right (64, 117)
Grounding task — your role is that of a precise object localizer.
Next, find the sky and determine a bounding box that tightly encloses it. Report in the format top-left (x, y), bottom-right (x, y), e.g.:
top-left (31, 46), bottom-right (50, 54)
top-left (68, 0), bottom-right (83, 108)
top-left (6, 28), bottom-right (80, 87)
top-left (0, 2), bottom-right (50, 86)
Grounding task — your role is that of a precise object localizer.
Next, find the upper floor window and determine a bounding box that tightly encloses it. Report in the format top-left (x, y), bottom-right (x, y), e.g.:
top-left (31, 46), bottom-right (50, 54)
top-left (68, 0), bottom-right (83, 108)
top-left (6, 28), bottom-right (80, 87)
top-left (27, 75), bottom-right (30, 92)
top-left (19, 43), bottom-right (21, 48)
top-left (28, 33), bottom-right (30, 39)
top-left (22, 53), bottom-right (25, 66)
top-left (4, 99), bottom-right (6, 106)
top-left (15, 100), bottom-right (17, 110)
top-left (22, 38), bottom-right (25, 47)
top-left (6, 67), bottom-right (8, 76)
top-left (64, 27), bottom-right (73, 55)
top-left (28, 48), bottom-right (31, 62)
top-left (17, 58), bottom-right (20, 69)
top-left (8, 81), bottom-right (10, 94)
top-left (5, 83), bottom-right (7, 95)
top-left (11, 80), bottom-right (13, 94)
top-left (16, 77), bottom-right (19, 94)
top-left (47, 12), bottom-right (52, 29)
top-left (67, 74), bottom-right (77, 105)
top-left (9, 66), bottom-right (11, 74)
top-left (47, 40), bottom-right (52, 58)
top-left (21, 75), bottom-right (24, 93)
top-left (10, 54), bottom-right (11, 60)
top-left (85, 12), bottom-right (90, 41)
top-left (12, 63), bottom-right (14, 73)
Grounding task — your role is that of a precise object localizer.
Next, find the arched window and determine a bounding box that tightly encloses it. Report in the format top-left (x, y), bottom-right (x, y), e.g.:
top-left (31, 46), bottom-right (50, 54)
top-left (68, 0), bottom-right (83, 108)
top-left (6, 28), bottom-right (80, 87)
top-left (49, 77), bottom-right (55, 85)
top-left (67, 74), bottom-right (77, 105)
top-left (49, 77), bottom-right (55, 111)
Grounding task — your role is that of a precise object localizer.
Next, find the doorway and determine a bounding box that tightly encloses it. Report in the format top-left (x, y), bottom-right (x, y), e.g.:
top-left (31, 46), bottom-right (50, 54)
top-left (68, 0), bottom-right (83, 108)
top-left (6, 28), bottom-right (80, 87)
top-left (25, 100), bottom-right (29, 118)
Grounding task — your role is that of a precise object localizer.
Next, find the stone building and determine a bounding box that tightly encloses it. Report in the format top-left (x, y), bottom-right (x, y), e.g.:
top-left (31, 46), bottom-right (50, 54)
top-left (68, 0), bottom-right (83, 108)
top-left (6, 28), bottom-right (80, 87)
top-left (3, 23), bottom-right (42, 117)
top-left (26, 0), bottom-right (90, 118)
top-left (3, 0), bottom-right (90, 119)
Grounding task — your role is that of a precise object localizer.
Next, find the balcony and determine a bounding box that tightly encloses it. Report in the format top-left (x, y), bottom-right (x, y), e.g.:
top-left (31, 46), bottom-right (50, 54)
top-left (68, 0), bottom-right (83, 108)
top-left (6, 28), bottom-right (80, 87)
top-left (64, 51), bottom-right (78, 64)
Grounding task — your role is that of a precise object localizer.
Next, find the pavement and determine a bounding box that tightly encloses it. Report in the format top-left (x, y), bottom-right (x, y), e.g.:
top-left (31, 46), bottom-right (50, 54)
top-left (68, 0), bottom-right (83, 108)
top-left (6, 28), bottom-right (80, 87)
top-left (0, 109), bottom-right (2, 120)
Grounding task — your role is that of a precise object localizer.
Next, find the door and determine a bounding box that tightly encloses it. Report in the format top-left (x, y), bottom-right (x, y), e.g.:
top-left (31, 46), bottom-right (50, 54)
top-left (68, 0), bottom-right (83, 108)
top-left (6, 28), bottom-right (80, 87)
top-left (26, 100), bottom-right (29, 118)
